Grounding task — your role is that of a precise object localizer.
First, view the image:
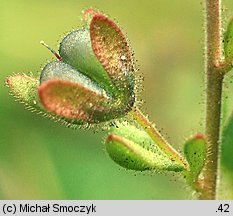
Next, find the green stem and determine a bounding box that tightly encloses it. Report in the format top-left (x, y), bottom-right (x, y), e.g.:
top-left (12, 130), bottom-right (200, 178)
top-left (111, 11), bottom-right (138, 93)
top-left (130, 107), bottom-right (188, 169)
top-left (200, 0), bottom-right (224, 200)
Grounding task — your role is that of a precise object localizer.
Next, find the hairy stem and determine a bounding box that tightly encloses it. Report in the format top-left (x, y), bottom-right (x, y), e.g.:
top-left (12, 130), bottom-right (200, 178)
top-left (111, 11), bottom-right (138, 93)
top-left (200, 0), bottom-right (224, 200)
top-left (130, 107), bottom-right (188, 169)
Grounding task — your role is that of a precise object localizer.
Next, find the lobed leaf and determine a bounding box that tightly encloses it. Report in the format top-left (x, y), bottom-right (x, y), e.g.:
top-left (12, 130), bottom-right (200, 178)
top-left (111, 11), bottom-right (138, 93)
top-left (105, 121), bottom-right (187, 172)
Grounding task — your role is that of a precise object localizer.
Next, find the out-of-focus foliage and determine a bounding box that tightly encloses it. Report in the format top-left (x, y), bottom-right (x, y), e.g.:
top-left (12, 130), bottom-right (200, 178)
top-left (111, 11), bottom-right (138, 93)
top-left (1, 0), bottom-right (233, 199)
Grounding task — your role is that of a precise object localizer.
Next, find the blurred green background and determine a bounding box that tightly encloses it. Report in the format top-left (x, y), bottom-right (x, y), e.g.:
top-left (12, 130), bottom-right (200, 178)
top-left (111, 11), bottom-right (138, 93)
top-left (1, 0), bottom-right (233, 199)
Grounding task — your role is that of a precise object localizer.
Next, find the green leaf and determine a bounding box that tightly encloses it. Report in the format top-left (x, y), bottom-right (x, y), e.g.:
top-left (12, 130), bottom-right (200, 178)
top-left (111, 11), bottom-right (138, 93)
top-left (222, 113), bottom-right (233, 171)
top-left (222, 86), bottom-right (230, 128)
top-left (220, 112), bottom-right (233, 198)
top-left (105, 121), bottom-right (187, 172)
top-left (224, 17), bottom-right (233, 64)
top-left (221, 73), bottom-right (233, 129)
top-left (183, 134), bottom-right (206, 188)
top-left (6, 74), bottom-right (42, 110)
